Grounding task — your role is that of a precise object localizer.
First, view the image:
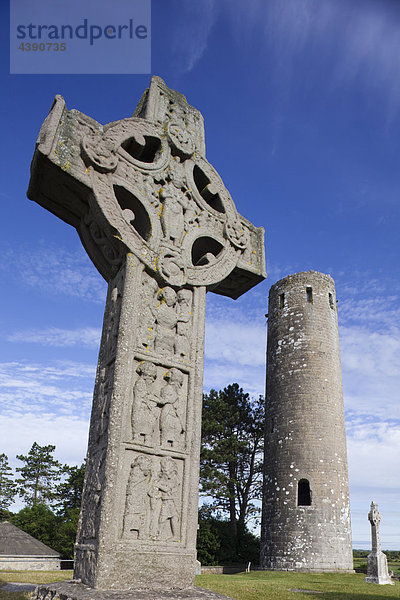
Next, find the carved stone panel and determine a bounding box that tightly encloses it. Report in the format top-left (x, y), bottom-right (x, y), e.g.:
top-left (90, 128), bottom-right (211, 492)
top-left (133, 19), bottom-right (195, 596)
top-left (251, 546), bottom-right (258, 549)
top-left (78, 446), bottom-right (107, 543)
top-left (138, 270), bottom-right (193, 362)
top-left (130, 360), bottom-right (188, 452)
top-left (101, 267), bottom-right (124, 365)
top-left (122, 452), bottom-right (183, 544)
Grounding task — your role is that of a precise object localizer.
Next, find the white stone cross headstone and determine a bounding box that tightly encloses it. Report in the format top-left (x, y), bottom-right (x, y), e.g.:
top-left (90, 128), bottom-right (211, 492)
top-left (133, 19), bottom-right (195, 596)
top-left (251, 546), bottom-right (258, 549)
top-left (365, 501), bottom-right (393, 585)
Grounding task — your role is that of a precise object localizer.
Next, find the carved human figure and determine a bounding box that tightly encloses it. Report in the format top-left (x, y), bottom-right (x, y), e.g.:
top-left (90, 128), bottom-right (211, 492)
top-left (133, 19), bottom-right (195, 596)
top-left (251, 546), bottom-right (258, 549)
top-left (143, 175), bottom-right (160, 208)
top-left (149, 457), bottom-right (180, 541)
top-left (168, 156), bottom-right (187, 190)
top-left (104, 285), bottom-right (121, 360)
top-left (139, 272), bottom-right (158, 351)
top-left (131, 361), bottom-right (159, 445)
top-left (154, 287), bottom-right (178, 354)
top-left (159, 368), bottom-right (185, 449)
top-left (93, 366), bottom-right (112, 444)
top-left (123, 455), bottom-right (152, 539)
top-left (183, 202), bottom-right (198, 231)
top-left (81, 448), bottom-right (105, 540)
top-left (160, 187), bottom-right (187, 247)
top-left (175, 289), bottom-right (192, 358)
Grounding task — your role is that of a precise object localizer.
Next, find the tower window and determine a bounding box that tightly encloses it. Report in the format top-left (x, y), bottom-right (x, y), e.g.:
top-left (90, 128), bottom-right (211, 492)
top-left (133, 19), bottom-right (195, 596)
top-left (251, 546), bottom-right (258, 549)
top-left (279, 293), bottom-right (285, 309)
top-left (329, 292), bottom-right (334, 309)
top-left (306, 287), bottom-right (313, 303)
top-left (298, 479), bottom-right (312, 506)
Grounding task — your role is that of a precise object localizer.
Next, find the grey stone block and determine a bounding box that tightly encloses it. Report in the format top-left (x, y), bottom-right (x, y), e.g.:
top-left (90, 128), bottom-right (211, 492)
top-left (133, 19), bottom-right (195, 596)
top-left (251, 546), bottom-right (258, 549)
top-left (32, 582), bottom-right (233, 600)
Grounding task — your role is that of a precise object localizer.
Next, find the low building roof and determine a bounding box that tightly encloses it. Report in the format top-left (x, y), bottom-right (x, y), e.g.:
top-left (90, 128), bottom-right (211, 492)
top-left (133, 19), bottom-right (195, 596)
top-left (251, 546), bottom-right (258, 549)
top-left (0, 521), bottom-right (60, 557)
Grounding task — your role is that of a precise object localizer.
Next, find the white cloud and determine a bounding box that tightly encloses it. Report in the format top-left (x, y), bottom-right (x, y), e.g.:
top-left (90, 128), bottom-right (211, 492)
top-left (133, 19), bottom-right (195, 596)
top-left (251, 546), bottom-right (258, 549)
top-left (223, 0), bottom-right (400, 119)
top-left (338, 289), bottom-right (400, 418)
top-left (0, 244), bottom-right (106, 303)
top-left (0, 360), bottom-right (92, 510)
top-left (204, 312), bottom-right (267, 397)
top-left (1, 412), bottom-right (89, 471)
top-left (347, 420), bottom-right (400, 491)
top-left (347, 420), bottom-right (400, 548)
top-left (0, 361), bottom-right (94, 420)
top-left (170, 0), bottom-right (218, 73)
top-left (8, 327), bottom-right (101, 348)
top-left (204, 360), bottom-right (265, 399)
top-left (203, 270), bottom-right (400, 547)
top-left (205, 319), bottom-right (266, 367)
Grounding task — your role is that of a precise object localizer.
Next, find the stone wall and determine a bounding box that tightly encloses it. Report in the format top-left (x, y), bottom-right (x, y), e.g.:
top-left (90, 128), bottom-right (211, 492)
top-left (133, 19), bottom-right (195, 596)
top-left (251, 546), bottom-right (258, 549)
top-left (200, 565), bottom-right (248, 574)
top-left (0, 556), bottom-right (60, 570)
top-left (260, 271), bottom-right (353, 572)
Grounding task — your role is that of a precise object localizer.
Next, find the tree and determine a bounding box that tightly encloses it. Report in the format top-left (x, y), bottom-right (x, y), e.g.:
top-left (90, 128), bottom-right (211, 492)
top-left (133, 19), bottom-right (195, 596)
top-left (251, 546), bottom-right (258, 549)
top-left (10, 504), bottom-right (58, 550)
top-left (0, 453), bottom-right (16, 515)
top-left (55, 462), bottom-right (86, 516)
top-left (16, 442), bottom-right (62, 507)
top-left (197, 508), bottom-right (260, 565)
top-left (197, 508), bottom-right (220, 565)
top-left (200, 384), bottom-right (264, 538)
top-left (11, 460), bottom-right (86, 560)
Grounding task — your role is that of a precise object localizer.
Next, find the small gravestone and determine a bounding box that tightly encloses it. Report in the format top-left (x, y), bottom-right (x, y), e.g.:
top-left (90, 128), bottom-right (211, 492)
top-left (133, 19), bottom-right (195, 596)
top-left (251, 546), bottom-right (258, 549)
top-left (365, 501), bottom-right (393, 585)
top-left (28, 76), bottom-right (266, 596)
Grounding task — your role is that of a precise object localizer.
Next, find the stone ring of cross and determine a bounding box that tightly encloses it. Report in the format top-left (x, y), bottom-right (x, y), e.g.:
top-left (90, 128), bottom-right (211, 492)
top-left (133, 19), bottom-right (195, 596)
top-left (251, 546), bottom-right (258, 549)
top-left (32, 93), bottom-right (256, 291)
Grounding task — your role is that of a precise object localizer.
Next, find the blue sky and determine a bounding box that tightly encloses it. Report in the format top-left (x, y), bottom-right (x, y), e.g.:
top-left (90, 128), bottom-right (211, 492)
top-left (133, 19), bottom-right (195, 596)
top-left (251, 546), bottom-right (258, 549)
top-left (1, 0), bottom-right (399, 550)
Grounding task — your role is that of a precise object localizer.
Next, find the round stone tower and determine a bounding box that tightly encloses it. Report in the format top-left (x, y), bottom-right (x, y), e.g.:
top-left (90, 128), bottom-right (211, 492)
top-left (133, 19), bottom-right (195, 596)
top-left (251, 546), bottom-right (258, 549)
top-left (260, 271), bottom-right (353, 572)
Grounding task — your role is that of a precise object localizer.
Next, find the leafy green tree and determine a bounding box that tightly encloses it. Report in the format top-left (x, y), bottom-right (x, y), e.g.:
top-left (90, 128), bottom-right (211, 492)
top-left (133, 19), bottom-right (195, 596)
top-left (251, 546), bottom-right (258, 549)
top-left (54, 507), bottom-right (81, 558)
top-left (200, 384), bottom-right (264, 538)
top-left (52, 462), bottom-right (86, 558)
top-left (10, 504), bottom-right (58, 549)
top-left (0, 453), bottom-right (16, 515)
top-left (197, 510), bottom-right (220, 565)
top-left (16, 442), bottom-right (62, 507)
top-left (55, 462), bottom-right (85, 516)
top-left (197, 509), bottom-right (260, 565)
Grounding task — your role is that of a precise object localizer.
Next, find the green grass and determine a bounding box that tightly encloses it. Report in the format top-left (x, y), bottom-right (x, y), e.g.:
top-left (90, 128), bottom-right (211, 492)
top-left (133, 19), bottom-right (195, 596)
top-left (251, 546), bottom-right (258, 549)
top-left (354, 557), bottom-right (400, 576)
top-left (0, 569), bottom-right (399, 600)
top-left (195, 570), bottom-right (400, 600)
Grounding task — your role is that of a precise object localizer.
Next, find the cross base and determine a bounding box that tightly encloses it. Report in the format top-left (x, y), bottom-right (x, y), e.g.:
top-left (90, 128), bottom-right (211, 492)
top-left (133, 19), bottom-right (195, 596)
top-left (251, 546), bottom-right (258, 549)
top-left (365, 551), bottom-right (394, 585)
top-left (33, 582), bottom-right (234, 600)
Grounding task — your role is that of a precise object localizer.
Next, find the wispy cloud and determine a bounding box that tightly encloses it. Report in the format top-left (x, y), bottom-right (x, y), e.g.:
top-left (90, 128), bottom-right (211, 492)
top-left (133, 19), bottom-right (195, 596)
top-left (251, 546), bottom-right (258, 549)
top-left (223, 0), bottom-right (400, 119)
top-left (206, 320), bottom-right (266, 367)
top-left (0, 412), bottom-right (89, 471)
top-left (0, 360), bottom-right (94, 420)
top-left (170, 0), bottom-right (218, 73)
top-left (0, 243), bottom-right (107, 303)
top-left (203, 266), bottom-right (400, 544)
top-left (337, 282), bottom-right (400, 418)
top-left (8, 327), bottom-right (101, 348)
top-left (347, 419), bottom-right (400, 547)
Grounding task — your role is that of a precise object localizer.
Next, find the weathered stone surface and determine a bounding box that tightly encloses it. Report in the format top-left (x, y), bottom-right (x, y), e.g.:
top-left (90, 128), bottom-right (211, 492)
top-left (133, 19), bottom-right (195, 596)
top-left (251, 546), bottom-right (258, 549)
top-left (28, 76), bottom-right (266, 592)
top-left (260, 271), bottom-right (353, 572)
top-left (3, 583), bottom-right (36, 592)
top-left (365, 501), bottom-right (393, 585)
top-left (32, 582), bottom-right (232, 600)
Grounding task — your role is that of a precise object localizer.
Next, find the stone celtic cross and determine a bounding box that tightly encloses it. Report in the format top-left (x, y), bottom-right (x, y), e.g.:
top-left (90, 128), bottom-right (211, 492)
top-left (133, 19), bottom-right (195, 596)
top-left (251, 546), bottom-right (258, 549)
top-left (366, 501), bottom-right (393, 585)
top-left (28, 77), bottom-right (266, 591)
top-left (368, 501), bottom-right (382, 554)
